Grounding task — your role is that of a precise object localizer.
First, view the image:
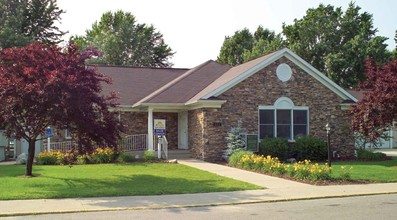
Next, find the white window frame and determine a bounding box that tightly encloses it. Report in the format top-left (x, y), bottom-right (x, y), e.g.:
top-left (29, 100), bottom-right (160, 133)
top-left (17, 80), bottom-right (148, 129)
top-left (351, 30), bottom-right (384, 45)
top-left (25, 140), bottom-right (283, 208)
top-left (65, 129), bottom-right (72, 140)
top-left (258, 97), bottom-right (309, 141)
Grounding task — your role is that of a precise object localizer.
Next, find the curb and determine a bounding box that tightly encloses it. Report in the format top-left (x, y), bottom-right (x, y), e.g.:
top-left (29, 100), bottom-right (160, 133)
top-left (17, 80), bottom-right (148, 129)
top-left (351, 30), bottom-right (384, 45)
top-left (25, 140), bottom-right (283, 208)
top-left (1, 191), bottom-right (397, 217)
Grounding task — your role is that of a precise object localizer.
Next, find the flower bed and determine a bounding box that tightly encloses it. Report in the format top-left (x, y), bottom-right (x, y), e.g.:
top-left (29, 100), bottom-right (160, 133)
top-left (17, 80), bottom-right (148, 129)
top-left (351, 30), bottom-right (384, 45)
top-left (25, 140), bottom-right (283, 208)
top-left (229, 150), bottom-right (351, 182)
top-left (36, 147), bottom-right (146, 165)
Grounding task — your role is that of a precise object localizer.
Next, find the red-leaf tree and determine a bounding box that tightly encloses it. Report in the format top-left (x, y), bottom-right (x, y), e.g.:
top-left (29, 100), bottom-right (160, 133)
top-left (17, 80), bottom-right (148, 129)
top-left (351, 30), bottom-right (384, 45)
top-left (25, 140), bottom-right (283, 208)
top-left (0, 42), bottom-right (121, 176)
top-left (351, 58), bottom-right (397, 142)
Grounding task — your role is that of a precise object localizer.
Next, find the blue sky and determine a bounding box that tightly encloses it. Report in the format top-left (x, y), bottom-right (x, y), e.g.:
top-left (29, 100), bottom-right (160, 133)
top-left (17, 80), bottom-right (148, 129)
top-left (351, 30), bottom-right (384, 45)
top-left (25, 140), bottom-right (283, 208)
top-left (57, 0), bottom-right (396, 68)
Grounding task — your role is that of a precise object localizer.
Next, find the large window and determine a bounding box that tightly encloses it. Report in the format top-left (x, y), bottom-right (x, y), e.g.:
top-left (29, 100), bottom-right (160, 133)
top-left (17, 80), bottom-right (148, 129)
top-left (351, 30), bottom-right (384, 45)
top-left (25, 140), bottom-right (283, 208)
top-left (259, 97), bottom-right (308, 140)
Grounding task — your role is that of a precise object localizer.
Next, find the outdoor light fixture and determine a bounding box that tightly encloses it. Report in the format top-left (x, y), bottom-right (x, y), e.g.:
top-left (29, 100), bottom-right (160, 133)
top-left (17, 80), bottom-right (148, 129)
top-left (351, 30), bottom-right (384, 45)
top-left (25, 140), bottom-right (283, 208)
top-left (325, 123), bottom-right (331, 167)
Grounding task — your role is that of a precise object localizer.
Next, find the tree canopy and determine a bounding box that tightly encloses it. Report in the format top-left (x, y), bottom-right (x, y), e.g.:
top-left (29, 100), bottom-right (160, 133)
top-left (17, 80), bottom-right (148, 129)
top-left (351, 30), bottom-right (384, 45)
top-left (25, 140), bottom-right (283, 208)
top-left (217, 3), bottom-right (392, 88)
top-left (0, 42), bottom-right (121, 176)
top-left (217, 26), bottom-right (285, 66)
top-left (283, 2), bottom-right (391, 88)
top-left (72, 10), bottom-right (174, 67)
top-left (351, 58), bottom-right (397, 141)
top-left (0, 0), bottom-right (65, 49)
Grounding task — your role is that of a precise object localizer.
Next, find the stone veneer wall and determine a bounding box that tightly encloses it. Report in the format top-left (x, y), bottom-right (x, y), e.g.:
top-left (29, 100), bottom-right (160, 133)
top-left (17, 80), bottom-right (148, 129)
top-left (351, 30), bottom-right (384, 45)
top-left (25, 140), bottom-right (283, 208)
top-left (188, 109), bottom-right (206, 159)
top-left (194, 57), bottom-right (354, 161)
top-left (120, 112), bottom-right (179, 149)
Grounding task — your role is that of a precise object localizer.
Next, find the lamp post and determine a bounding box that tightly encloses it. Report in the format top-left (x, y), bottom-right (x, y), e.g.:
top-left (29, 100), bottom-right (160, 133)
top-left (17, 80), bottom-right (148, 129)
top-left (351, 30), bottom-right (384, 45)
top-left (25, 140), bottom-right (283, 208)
top-left (325, 123), bottom-right (331, 167)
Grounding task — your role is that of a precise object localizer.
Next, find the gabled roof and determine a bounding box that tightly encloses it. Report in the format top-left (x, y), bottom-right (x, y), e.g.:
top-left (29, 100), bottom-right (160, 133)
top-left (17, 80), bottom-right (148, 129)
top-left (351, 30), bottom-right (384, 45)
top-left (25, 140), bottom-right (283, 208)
top-left (97, 65), bottom-right (188, 106)
top-left (99, 48), bottom-right (357, 110)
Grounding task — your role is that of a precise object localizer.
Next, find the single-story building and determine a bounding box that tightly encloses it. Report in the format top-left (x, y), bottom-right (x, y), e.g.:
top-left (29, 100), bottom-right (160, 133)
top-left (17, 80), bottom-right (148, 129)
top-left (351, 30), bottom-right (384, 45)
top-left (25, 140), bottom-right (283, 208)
top-left (7, 48), bottom-right (360, 161)
top-left (100, 48), bottom-right (357, 161)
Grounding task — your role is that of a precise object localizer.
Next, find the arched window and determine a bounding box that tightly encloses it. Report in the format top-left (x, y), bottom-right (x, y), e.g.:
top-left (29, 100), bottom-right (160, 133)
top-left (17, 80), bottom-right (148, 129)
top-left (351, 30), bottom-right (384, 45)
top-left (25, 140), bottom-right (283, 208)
top-left (259, 97), bottom-right (309, 140)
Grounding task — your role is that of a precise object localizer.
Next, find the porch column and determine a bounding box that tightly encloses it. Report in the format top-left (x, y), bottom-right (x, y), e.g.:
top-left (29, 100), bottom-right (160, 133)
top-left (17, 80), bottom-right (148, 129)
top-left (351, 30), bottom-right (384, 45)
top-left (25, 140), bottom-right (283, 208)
top-left (148, 107), bottom-right (154, 151)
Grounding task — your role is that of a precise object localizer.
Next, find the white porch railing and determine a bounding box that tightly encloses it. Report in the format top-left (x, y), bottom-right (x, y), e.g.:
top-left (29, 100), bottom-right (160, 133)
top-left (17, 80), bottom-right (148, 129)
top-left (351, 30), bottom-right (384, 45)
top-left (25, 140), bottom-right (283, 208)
top-left (119, 134), bottom-right (148, 151)
top-left (41, 134), bottom-right (148, 152)
top-left (42, 141), bottom-right (76, 152)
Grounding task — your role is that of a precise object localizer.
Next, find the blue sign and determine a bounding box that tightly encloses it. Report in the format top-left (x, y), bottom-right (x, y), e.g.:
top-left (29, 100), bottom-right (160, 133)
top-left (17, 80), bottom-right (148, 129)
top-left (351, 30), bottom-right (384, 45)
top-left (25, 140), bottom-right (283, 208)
top-left (45, 127), bottom-right (53, 138)
top-left (154, 129), bottom-right (166, 136)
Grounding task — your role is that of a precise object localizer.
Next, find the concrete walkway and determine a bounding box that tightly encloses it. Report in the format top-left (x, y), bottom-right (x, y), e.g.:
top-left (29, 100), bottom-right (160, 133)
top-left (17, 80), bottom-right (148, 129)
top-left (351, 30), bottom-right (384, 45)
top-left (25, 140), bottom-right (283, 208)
top-left (1, 159), bottom-right (397, 217)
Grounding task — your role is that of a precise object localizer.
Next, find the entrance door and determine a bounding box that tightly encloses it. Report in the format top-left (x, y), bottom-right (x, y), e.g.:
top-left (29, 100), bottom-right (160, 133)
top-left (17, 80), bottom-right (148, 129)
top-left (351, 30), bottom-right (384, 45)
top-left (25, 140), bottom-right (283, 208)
top-left (178, 111), bottom-right (188, 149)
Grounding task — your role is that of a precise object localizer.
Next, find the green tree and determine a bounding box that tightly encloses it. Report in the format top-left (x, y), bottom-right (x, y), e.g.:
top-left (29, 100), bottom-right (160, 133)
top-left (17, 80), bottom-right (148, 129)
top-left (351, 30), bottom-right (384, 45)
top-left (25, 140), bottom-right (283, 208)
top-left (217, 26), bottom-right (285, 66)
top-left (217, 28), bottom-right (253, 66)
top-left (0, 0), bottom-right (65, 49)
top-left (283, 3), bottom-right (391, 88)
top-left (73, 10), bottom-right (174, 67)
top-left (244, 26), bottom-right (285, 62)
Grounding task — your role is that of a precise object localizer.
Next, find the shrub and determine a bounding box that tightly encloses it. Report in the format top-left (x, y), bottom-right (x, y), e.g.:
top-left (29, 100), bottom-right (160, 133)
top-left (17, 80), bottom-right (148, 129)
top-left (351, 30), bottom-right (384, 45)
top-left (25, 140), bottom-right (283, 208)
top-left (36, 150), bottom-right (63, 165)
top-left (294, 136), bottom-right (327, 161)
top-left (143, 150), bottom-right (156, 161)
top-left (356, 149), bottom-right (387, 160)
top-left (58, 150), bottom-right (78, 165)
top-left (117, 152), bottom-right (135, 163)
top-left (259, 138), bottom-right (290, 161)
top-left (228, 150), bottom-right (252, 167)
top-left (223, 122), bottom-right (246, 160)
top-left (76, 154), bottom-right (92, 165)
top-left (91, 147), bottom-right (118, 163)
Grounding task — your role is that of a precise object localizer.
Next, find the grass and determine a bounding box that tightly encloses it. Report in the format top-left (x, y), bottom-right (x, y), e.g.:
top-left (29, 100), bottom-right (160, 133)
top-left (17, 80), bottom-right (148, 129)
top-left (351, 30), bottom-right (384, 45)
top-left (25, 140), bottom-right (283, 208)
top-left (331, 158), bottom-right (397, 182)
top-left (0, 163), bottom-right (261, 200)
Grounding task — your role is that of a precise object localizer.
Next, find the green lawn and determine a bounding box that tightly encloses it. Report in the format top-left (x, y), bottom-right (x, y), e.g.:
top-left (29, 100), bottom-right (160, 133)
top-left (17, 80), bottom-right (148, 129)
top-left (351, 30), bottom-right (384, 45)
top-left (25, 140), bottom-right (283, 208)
top-left (332, 158), bottom-right (397, 182)
top-left (0, 163), bottom-right (262, 200)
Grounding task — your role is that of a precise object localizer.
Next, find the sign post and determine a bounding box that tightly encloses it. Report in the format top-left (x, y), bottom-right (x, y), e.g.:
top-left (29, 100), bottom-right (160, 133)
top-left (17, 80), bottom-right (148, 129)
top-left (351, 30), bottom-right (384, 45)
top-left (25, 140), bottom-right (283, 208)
top-left (154, 119), bottom-right (166, 159)
top-left (45, 127), bottom-right (53, 151)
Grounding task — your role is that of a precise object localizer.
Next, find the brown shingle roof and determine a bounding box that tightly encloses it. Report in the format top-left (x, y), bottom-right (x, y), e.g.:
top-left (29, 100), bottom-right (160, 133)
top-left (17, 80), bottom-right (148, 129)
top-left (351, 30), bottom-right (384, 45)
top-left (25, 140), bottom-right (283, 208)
top-left (96, 65), bottom-right (188, 105)
top-left (142, 60), bottom-right (231, 104)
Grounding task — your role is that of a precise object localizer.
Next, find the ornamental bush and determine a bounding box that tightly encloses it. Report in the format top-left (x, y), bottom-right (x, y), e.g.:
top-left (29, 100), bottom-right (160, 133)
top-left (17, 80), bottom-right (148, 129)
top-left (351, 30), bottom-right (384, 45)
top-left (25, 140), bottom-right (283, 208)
top-left (259, 138), bottom-right (291, 161)
top-left (36, 150), bottom-right (62, 165)
top-left (228, 150), bottom-right (252, 167)
top-left (293, 136), bottom-right (327, 161)
top-left (223, 122), bottom-right (246, 160)
top-left (143, 150), bottom-right (156, 161)
top-left (117, 152), bottom-right (135, 163)
top-left (91, 147), bottom-right (119, 163)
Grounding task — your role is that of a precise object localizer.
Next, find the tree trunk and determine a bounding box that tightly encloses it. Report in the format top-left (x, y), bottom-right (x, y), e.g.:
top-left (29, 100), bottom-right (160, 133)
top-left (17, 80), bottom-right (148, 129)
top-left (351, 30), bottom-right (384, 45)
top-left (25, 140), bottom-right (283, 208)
top-left (25, 139), bottom-right (36, 176)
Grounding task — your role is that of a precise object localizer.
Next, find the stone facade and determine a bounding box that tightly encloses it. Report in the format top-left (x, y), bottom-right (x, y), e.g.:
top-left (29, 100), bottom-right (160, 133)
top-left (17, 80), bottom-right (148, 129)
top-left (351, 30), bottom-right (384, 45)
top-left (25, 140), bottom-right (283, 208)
top-left (188, 109), bottom-right (206, 159)
top-left (190, 57), bottom-right (354, 161)
top-left (120, 111), bottom-right (179, 149)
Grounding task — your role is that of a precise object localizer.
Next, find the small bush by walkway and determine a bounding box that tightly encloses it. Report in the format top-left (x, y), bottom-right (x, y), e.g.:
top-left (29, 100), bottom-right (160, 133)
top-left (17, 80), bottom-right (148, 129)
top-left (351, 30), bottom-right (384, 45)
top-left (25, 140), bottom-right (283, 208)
top-left (0, 163), bottom-right (261, 200)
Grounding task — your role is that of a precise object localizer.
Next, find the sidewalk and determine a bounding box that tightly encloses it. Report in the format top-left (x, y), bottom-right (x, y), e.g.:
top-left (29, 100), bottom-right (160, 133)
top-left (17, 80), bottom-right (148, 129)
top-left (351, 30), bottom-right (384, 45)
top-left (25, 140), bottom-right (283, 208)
top-left (1, 159), bottom-right (397, 217)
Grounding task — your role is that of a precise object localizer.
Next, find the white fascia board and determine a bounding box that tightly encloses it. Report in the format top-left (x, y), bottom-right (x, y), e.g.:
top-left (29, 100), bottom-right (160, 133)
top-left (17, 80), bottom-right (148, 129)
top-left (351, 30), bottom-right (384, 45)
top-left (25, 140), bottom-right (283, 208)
top-left (202, 49), bottom-right (288, 99)
top-left (186, 100), bottom-right (226, 110)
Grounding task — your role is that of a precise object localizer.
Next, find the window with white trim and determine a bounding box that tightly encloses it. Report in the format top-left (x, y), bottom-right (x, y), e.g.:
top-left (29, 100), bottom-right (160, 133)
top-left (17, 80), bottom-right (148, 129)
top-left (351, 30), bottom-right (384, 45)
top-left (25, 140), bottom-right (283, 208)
top-left (259, 97), bottom-right (309, 140)
top-left (65, 129), bottom-right (72, 139)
